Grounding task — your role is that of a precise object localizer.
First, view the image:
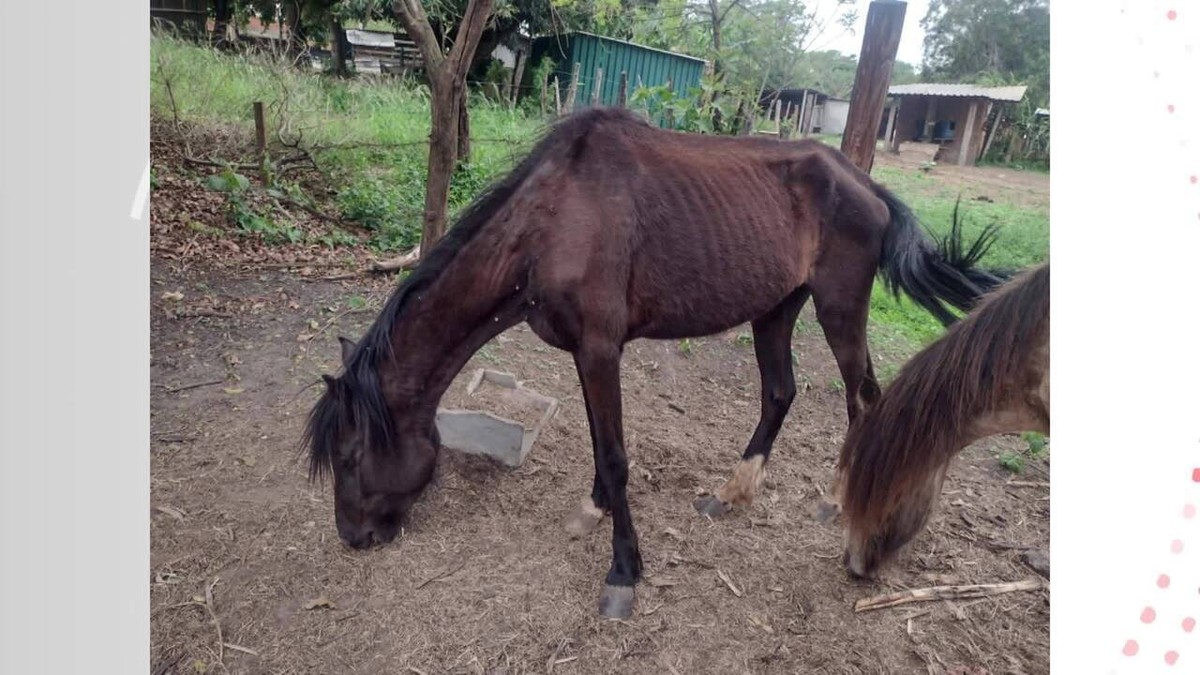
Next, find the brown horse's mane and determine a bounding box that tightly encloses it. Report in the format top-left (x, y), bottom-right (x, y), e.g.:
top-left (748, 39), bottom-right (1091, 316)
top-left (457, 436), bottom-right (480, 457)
top-left (837, 262), bottom-right (1049, 533)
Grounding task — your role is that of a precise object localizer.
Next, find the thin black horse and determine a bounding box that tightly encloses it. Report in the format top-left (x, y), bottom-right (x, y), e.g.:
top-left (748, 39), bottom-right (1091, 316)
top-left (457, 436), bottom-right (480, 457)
top-left (303, 108), bottom-right (1003, 618)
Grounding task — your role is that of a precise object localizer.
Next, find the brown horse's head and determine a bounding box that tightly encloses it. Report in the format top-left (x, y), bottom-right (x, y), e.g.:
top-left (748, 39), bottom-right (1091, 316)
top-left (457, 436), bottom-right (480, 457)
top-left (304, 337), bottom-right (437, 549)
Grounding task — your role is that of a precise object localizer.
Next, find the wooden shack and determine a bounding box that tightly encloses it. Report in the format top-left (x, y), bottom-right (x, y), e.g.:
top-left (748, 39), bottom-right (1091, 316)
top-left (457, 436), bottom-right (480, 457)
top-left (884, 83), bottom-right (1028, 166)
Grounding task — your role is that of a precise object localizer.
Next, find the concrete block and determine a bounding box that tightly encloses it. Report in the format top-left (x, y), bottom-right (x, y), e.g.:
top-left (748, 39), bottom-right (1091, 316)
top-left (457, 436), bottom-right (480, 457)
top-left (435, 369), bottom-right (559, 468)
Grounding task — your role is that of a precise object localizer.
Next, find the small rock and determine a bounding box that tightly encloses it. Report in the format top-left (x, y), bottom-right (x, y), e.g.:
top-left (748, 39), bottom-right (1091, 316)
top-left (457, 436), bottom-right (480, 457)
top-left (1021, 549), bottom-right (1050, 579)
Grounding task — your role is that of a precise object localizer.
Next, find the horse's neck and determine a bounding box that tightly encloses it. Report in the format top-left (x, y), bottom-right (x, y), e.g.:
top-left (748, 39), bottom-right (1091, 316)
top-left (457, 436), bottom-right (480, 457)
top-left (379, 238), bottom-right (527, 428)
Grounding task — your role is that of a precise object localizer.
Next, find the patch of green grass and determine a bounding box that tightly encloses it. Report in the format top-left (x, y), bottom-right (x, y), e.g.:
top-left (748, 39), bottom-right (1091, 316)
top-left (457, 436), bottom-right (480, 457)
top-left (678, 338), bottom-right (694, 356)
top-left (151, 35), bottom-right (542, 252)
top-left (866, 164), bottom-right (1049, 351)
top-left (1023, 431), bottom-right (1049, 458)
top-left (997, 433), bottom-right (1050, 474)
top-left (998, 450), bottom-right (1027, 474)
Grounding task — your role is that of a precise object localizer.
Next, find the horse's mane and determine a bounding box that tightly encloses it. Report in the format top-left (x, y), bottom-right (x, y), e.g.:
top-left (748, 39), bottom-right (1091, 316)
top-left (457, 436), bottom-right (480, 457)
top-left (837, 262), bottom-right (1050, 528)
top-left (302, 108), bottom-right (649, 480)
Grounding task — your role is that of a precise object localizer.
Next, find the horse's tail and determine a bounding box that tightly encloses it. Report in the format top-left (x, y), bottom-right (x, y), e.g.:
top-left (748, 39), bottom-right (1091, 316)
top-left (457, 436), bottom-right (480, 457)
top-left (874, 187), bottom-right (1008, 326)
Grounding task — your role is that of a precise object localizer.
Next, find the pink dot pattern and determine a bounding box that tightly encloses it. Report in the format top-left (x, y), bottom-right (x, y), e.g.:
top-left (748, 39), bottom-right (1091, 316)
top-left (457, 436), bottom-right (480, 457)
top-left (1113, 4), bottom-right (1196, 670)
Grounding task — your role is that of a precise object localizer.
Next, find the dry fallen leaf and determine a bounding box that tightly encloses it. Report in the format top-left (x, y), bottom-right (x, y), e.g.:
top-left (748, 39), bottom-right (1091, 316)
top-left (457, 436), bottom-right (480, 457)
top-left (304, 596), bottom-right (335, 610)
top-left (663, 527), bottom-right (686, 541)
top-left (308, 319), bottom-right (321, 330)
top-left (161, 291), bottom-right (184, 302)
top-left (237, 456), bottom-right (257, 468)
top-left (223, 387), bottom-right (244, 395)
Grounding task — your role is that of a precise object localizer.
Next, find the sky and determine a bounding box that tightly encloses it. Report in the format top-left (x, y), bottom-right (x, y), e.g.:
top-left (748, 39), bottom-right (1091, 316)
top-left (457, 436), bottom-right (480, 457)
top-left (811, 0), bottom-right (931, 68)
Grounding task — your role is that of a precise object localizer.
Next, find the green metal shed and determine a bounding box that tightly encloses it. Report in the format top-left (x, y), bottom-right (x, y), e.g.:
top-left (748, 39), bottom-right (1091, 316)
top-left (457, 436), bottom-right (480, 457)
top-left (525, 32), bottom-right (708, 109)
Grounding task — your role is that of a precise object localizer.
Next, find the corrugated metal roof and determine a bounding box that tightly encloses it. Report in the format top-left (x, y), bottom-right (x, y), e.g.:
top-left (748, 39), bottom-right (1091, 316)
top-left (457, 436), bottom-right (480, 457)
top-left (887, 83), bottom-right (1028, 102)
top-left (346, 29), bottom-right (394, 48)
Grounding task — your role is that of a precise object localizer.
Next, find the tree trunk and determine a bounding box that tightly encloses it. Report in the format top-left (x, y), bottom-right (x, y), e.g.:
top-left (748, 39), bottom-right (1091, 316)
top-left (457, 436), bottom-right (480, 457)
top-left (708, 0), bottom-right (722, 76)
top-left (393, 0), bottom-right (495, 258)
top-left (457, 88), bottom-right (471, 164)
top-left (212, 0), bottom-right (233, 46)
top-left (283, 1), bottom-right (307, 60)
top-left (329, 17), bottom-right (350, 77)
top-left (423, 77), bottom-right (461, 249)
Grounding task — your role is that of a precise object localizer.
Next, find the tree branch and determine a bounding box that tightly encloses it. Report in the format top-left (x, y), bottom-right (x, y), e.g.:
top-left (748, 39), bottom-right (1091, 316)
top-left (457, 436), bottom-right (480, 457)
top-left (392, 0), bottom-right (445, 72)
top-left (718, 0), bottom-right (744, 25)
top-left (446, 0), bottom-right (496, 82)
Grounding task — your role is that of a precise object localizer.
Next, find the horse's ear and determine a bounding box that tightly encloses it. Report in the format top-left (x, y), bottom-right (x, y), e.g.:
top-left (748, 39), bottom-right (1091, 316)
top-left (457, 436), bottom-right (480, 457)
top-left (321, 374), bottom-right (337, 389)
top-left (338, 336), bottom-right (355, 366)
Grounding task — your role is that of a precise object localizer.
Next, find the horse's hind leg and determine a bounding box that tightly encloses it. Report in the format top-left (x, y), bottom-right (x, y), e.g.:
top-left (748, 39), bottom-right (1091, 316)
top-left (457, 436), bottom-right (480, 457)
top-left (573, 339), bottom-right (643, 619)
top-left (813, 276), bottom-right (880, 426)
top-left (695, 287), bottom-right (811, 518)
top-left (810, 268), bottom-right (882, 521)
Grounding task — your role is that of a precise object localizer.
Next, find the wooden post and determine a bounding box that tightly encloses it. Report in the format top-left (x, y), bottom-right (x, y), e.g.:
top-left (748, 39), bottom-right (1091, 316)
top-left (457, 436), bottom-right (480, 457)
top-left (774, 99), bottom-right (782, 135)
top-left (509, 50), bottom-right (526, 106)
top-left (796, 91), bottom-right (808, 136)
top-left (253, 101), bottom-right (267, 160)
top-left (978, 101), bottom-right (998, 162)
top-left (840, 0), bottom-right (907, 172)
top-left (957, 99), bottom-right (980, 166)
top-left (883, 100), bottom-right (898, 152)
top-left (801, 93), bottom-right (816, 136)
top-left (924, 97), bottom-right (938, 140)
top-left (618, 71), bottom-right (628, 107)
top-left (553, 76), bottom-right (562, 116)
top-left (890, 98), bottom-right (904, 152)
top-left (592, 67), bottom-right (603, 106)
top-left (564, 63), bottom-right (581, 114)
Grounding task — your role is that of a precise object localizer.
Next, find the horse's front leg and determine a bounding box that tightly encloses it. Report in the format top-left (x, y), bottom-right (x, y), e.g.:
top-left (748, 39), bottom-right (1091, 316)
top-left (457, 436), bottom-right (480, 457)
top-left (573, 341), bottom-right (642, 619)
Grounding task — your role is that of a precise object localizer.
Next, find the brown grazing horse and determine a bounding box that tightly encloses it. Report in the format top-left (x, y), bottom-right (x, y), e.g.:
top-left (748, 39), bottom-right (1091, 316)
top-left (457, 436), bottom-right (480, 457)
top-left (303, 108), bottom-right (1004, 618)
top-left (836, 262), bottom-right (1049, 579)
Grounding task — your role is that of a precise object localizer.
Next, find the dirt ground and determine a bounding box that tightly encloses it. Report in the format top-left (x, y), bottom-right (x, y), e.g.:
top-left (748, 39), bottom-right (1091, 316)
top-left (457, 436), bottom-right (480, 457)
top-left (149, 141), bottom-right (1050, 675)
top-left (877, 143), bottom-right (1050, 211)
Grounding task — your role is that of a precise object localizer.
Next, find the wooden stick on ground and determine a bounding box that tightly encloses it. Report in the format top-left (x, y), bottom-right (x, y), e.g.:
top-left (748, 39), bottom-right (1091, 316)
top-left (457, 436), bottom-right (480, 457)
top-left (853, 579), bottom-right (1043, 613)
top-left (369, 246), bottom-right (421, 273)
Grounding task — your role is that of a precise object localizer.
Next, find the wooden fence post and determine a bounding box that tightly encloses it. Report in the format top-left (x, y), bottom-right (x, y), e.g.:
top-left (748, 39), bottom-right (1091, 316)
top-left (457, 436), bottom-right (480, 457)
top-left (618, 71), bottom-right (628, 107)
top-left (509, 50), bottom-right (526, 107)
top-left (840, 0), bottom-right (907, 173)
top-left (592, 67), bottom-right (603, 106)
top-left (564, 63), bottom-right (581, 114)
top-left (253, 101), bottom-right (267, 163)
top-left (553, 76), bottom-right (562, 116)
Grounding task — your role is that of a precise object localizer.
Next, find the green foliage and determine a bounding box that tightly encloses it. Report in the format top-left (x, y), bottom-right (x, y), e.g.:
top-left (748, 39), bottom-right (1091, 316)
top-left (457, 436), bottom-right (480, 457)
top-left (204, 168), bottom-right (251, 193)
top-left (627, 0), bottom-right (864, 96)
top-left (1022, 431), bottom-right (1048, 458)
top-left (998, 433), bottom-right (1047, 474)
top-left (998, 450), bottom-right (1026, 474)
top-left (225, 191), bottom-right (306, 244)
top-left (921, 0), bottom-right (1050, 108)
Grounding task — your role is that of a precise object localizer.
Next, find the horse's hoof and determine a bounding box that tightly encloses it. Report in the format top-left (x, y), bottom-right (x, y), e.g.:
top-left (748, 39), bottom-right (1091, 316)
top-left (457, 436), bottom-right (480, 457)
top-left (564, 502), bottom-right (605, 539)
top-left (598, 584), bottom-right (636, 619)
top-left (693, 494), bottom-right (732, 518)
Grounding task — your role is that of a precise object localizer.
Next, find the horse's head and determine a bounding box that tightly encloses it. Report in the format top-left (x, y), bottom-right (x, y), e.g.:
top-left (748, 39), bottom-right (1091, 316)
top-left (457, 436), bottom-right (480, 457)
top-left (305, 337), bottom-right (438, 550)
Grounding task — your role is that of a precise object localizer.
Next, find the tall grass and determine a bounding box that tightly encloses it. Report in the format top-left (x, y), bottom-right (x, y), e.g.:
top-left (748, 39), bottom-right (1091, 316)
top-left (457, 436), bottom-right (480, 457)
top-left (151, 34), bottom-right (542, 250)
